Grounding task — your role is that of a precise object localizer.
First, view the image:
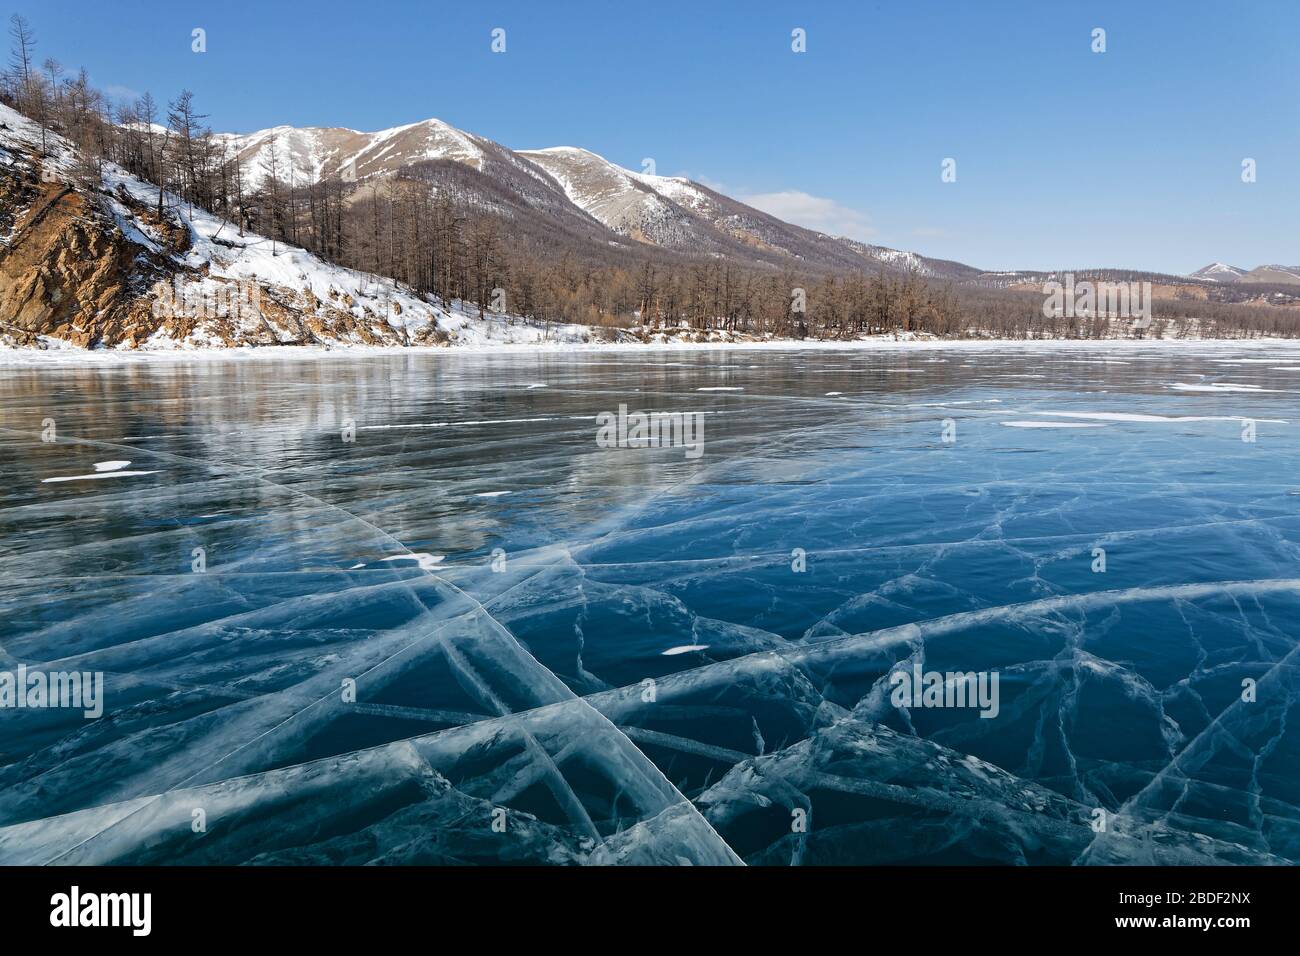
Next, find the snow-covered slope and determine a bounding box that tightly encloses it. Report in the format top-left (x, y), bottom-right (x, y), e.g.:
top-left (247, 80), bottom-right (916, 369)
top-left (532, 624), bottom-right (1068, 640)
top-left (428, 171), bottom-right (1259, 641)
top-left (835, 237), bottom-right (982, 279)
top-left (0, 103), bottom-right (595, 351)
top-left (515, 146), bottom-right (703, 246)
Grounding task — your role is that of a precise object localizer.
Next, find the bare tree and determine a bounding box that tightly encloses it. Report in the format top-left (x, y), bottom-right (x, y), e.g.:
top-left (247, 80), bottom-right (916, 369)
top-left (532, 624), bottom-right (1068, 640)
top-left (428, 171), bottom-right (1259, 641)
top-left (7, 14), bottom-right (35, 105)
top-left (259, 142), bottom-right (286, 255)
top-left (166, 89), bottom-right (207, 219)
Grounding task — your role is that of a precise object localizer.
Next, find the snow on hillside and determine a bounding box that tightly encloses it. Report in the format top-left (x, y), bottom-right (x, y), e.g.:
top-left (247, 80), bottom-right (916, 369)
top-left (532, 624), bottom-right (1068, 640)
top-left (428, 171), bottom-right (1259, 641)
top-left (211, 126), bottom-right (348, 189)
top-left (834, 237), bottom-right (947, 276)
top-left (631, 169), bottom-right (714, 211)
top-left (518, 147), bottom-right (708, 217)
top-left (516, 146), bottom-right (691, 240)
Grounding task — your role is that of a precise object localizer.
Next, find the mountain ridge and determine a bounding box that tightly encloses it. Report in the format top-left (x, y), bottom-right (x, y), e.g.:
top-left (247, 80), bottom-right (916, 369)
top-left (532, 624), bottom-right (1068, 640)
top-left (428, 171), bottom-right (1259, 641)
top-left (214, 115), bottom-right (986, 281)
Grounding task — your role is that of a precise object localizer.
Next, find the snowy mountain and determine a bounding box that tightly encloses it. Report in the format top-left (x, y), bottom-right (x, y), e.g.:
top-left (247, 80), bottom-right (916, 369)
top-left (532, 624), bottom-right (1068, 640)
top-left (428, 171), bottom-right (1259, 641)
top-left (214, 119), bottom-right (488, 189)
top-left (214, 117), bottom-right (981, 279)
top-left (1189, 263), bottom-right (1249, 282)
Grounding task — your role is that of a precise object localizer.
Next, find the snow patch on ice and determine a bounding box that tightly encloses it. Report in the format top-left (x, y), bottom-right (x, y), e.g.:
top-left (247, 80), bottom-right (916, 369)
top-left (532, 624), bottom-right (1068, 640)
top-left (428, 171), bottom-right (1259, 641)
top-left (379, 553), bottom-right (445, 571)
top-left (1167, 382), bottom-right (1280, 393)
top-left (1035, 411), bottom-right (1288, 424)
top-left (42, 470), bottom-right (158, 483)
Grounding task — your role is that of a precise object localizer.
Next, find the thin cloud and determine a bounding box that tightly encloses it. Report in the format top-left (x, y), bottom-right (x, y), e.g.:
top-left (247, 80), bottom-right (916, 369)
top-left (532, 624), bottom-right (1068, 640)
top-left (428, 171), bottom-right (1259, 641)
top-left (689, 174), bottom-right (729, 193)
top-left (103, 84), bottom-right (142, 102)
top-left (738, 190), bottom-right (875, 241)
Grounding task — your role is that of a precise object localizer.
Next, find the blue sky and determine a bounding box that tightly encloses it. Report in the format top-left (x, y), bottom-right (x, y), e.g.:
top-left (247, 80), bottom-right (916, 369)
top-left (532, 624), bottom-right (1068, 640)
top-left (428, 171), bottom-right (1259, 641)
top-left (12, 0), bottom-right (1299, 274)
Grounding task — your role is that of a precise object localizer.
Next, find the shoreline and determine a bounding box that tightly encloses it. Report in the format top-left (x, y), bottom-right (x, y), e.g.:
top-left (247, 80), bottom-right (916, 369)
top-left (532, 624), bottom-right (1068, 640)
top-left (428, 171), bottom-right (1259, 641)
top-left (3, 335), bottom-right (1300, 368)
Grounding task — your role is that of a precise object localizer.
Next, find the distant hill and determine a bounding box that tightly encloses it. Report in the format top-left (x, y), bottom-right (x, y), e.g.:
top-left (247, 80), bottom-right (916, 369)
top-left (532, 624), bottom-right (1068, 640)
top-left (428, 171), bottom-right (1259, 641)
top-left (1190, 262), bottom-right (1300, 286)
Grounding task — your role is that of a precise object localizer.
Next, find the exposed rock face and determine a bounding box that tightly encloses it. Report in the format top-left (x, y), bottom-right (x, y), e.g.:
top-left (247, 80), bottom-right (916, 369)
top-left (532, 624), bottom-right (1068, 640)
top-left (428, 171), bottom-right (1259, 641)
top-left (0, 159), bottom-right (163, 347)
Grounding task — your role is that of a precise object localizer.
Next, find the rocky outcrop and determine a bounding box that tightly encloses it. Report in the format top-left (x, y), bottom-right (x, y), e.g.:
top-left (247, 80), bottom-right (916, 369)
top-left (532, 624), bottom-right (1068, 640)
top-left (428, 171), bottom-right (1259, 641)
top-left (0, 157), bottom-right (164, 347)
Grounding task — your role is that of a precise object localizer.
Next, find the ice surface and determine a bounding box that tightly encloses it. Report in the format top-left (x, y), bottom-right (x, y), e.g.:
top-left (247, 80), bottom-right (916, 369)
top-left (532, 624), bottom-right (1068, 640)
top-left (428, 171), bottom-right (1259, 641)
top-left (1001, 421), bottom-right (1106, 429)
top-left (2, 345), bottom-right (1299, 864)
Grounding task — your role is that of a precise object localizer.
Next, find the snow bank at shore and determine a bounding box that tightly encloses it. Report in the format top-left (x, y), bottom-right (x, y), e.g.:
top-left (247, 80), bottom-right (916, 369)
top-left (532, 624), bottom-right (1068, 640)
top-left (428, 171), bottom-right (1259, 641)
top-left (4, 334), bottom-right (1300, 368)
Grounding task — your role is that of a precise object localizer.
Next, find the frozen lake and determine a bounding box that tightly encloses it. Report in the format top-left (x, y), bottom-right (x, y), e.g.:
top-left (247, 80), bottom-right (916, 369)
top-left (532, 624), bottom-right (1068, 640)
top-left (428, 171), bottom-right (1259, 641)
top-left (1, 343), bottom-right (1298, 865)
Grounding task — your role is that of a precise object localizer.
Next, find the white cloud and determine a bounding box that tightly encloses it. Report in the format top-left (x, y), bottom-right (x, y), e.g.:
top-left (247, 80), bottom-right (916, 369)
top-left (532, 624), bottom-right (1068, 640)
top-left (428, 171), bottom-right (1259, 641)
top-left (737, 190), bottom-right (875, 241)
top-left (690, 174), bottom-right (729, 193)
top-left (103, 84), bottom-right (141, 102)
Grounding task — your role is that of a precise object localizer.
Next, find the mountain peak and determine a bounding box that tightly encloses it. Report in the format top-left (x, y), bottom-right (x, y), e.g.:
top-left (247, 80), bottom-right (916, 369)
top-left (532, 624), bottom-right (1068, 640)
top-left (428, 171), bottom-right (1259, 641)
top-left (1189, 262), bottom-right (1248, 282)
